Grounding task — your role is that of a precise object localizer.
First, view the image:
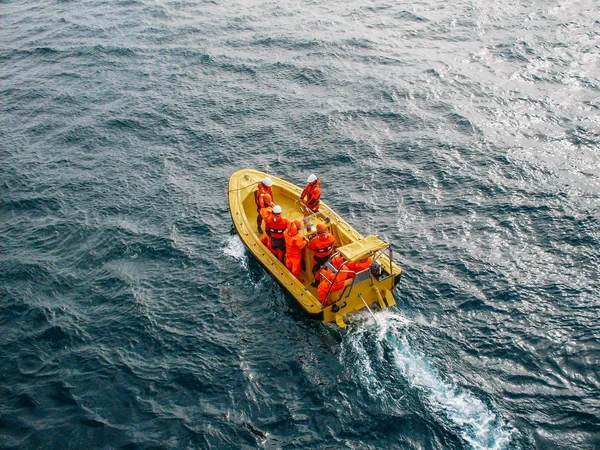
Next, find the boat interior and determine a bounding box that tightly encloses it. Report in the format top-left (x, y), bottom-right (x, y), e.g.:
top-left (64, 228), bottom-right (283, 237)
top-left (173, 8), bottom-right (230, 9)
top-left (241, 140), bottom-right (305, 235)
top-left (241, 183), bottom-right (397, 304)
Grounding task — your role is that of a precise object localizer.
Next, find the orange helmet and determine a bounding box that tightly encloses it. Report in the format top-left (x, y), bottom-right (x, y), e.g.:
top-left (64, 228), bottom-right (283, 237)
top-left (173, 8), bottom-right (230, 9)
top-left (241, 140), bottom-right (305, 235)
top-left (316, 223), bottom-right (327, 234)
top-left (294, 220), bottom-right (302, 229)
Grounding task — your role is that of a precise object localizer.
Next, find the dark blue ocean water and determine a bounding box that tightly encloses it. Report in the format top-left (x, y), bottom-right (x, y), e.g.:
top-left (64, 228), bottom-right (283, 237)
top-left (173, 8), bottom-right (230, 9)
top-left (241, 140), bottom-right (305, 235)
top-left (1, 1), bottom-right (599, 448)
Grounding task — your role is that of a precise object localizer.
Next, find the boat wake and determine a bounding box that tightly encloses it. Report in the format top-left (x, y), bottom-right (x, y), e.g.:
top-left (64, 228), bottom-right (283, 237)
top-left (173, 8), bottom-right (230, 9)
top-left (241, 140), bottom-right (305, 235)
top-left (340, 310), bottom-right (516, 450)
top-left (223, 235), bottom-right (515, 448)
top-left (222, 235), bottom-right (250, 270)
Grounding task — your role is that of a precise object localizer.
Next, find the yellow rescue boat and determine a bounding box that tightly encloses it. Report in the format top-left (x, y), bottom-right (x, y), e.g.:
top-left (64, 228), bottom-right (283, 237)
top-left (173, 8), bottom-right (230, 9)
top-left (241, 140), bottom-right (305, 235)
top-left (228, 169), bottom-right (402, 327)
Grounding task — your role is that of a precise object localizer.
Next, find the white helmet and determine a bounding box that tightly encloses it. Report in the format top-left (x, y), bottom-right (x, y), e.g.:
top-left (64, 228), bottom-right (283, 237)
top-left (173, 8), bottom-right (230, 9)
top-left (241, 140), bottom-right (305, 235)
top-left (307, 173), bottom-right (318, 183)
top-left (262, 177), bottom-right (273, 187)
top-left (272, 205), bottom-right (282, 214)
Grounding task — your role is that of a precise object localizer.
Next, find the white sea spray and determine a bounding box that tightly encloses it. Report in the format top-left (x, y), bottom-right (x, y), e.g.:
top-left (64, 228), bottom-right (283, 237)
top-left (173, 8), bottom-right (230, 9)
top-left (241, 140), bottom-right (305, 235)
top-left (342, 310), bottom-right (516, 450)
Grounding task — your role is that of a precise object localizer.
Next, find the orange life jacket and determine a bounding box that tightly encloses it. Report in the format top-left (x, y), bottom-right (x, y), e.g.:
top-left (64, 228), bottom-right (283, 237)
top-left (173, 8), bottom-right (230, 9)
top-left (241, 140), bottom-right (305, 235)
top-left (264, 214), bottom-right (288, 239)
top-left (308, 232), bottom-right (335, 257)
top-left (301, 180), bottom-right (322, 211)
top-left (255, 182), bottom-right (273, 208)
top-left (284, 226), bottom-right (307, 257)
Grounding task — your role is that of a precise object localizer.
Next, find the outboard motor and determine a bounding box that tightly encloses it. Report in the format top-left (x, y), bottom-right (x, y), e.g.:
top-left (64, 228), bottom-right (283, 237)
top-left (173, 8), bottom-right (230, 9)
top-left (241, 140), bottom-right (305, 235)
top-left (370, 261), bottom-right (383, 279)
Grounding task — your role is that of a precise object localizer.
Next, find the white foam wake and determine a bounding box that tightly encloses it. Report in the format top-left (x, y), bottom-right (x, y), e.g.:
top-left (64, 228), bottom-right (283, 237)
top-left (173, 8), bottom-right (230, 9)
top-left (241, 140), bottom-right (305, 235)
top-left (341, 311), bottom-right (515, 450)
top-left (222, 235), bottom-right (249, 270)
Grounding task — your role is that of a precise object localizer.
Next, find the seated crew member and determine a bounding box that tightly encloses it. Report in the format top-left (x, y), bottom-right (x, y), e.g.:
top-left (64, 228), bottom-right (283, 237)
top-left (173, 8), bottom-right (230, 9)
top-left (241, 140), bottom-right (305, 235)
top-left (317, 255), bottom-right (352, 306)
top-left (284, 220), bottom-right (307, 282)
top-left (307, 223), bottom-right (335, 287)
top-left (300, 173), bottom-right (322, 213)
top-left (346, 256), bottom-right (374, 277)
top-left (331, 254), bottom-right (348, 270)
top-left (264, 204), bottom-right (288, 262)
top-left (255, 177), bottom-right (274, 234)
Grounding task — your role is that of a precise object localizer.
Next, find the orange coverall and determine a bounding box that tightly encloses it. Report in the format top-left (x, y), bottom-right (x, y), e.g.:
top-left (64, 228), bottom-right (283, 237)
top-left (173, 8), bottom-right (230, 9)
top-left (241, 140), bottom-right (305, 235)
top-left (300, 180), bottom-right (322, 212)
top-left (318, 266), bottom-right (351, 305)
top-left (347, 256), bottom-right (374, 276)
top-left (307, 231), bottom-right (335, 281)
top-left (264, 214), bottom-right (288, 261)
top-left (284, 222), bottom-right (307, 280)
top-left (255, 182), bottom-right (273, 231)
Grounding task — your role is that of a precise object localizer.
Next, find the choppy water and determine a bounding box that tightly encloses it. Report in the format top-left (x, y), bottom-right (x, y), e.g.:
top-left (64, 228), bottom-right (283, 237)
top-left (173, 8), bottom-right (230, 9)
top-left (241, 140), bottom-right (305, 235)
top-left (1, 0), bottom-right (599, 448)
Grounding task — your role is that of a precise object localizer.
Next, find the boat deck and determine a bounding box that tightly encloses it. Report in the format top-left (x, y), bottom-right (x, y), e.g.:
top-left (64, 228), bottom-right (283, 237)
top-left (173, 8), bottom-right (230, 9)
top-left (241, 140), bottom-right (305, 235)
top-left (242, 184), bottom-right (336, 293)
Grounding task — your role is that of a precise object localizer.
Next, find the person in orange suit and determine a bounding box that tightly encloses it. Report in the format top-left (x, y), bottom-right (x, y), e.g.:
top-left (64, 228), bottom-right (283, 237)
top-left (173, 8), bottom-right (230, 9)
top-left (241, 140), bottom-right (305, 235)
top-left (259, 194), bottom-right (274, 222)
top-left (307, 223), bottom-right (335, 287)
top-left (346, 256), bottom-right (374, 277)
top-left (264, 205), bottom-right (288, 262)
top-left (330, 254), bottom-right (348, 270)
top-left (317, 256), bottom-right (352, 306)
top-left (255, 177), bottom-right (274, 234)
top-left (284, 220), bottom-right (307, 281)
top-left (259, 195), bottom-right (274, 250)
top-left (300, 173), bottom-right (322, 212)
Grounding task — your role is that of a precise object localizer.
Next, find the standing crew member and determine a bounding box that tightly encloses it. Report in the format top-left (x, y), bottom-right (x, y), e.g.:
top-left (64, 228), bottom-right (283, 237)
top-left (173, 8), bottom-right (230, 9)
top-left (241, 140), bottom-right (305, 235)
top-left (259, 194), bottom-right (274, 222)
top-left (307, 223), bottom-right (335, 287)
top-left (300, 174), bottom-right (322, 212)
top-left (264, 205), bottom-right (288, 262)
top-left (255, 177), bottom-right (274, 234)
top-left (284, 220), bottom-right (307, 281)
top-left (259, 194), bottom-right (274, 250)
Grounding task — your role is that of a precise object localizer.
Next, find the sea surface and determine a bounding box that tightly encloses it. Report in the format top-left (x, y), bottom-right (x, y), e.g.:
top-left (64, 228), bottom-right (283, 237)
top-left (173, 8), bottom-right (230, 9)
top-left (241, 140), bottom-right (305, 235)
top-left (1, 1), bottom-right (599, 449)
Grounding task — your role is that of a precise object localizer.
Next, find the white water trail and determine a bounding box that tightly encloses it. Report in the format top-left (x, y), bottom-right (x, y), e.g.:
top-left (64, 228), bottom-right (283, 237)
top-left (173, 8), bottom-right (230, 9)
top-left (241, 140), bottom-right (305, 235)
top-left (222, 234), bottom-right (272, 291)
top-left (341, 310), bottom-right (516, 450)
top-left (222, 235), bottom-right (249, 270)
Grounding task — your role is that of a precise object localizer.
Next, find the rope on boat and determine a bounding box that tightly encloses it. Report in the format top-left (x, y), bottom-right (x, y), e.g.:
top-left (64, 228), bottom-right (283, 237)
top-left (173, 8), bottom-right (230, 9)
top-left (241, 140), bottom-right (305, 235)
top-left (226, 181), bottom-right (256, 194)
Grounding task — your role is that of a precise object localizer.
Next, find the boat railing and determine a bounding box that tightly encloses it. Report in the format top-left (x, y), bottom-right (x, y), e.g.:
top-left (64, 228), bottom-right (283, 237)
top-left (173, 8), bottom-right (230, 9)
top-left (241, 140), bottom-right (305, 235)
top-left (371, 247), bottom-right (395, 282)
top-left (321, 255), bottom-right (373, 306)
top-left (353, 268), bottom-right (372, 285)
